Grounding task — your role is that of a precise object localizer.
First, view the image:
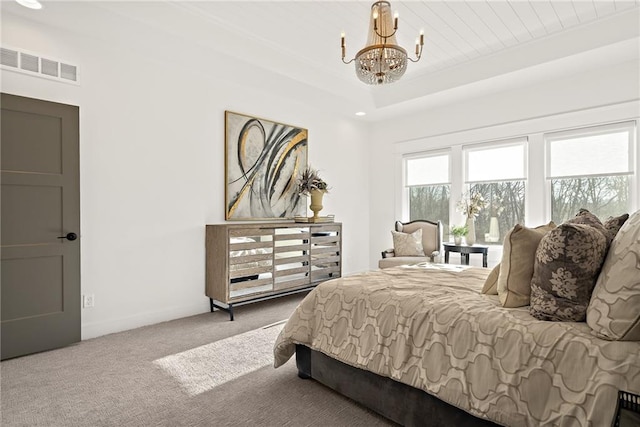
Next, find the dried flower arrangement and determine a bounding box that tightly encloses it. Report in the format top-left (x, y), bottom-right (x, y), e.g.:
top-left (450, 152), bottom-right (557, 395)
top-left (456, 192), bottom-right (488, 219)
top-left (297, 166), bottom-right (328, 196)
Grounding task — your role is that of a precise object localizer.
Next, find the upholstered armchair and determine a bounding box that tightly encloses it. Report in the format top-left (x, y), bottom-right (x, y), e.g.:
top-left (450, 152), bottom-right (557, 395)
top-left (379, 219), bottom-right (442, 269)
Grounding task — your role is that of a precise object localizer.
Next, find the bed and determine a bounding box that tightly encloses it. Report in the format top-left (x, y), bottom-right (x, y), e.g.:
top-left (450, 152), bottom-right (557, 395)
top-left (273, 263), bottom-right (640, 426)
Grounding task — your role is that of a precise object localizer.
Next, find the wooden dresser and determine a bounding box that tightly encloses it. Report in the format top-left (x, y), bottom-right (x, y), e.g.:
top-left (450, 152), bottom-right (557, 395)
top-left (206, 222), bottom-right (342, 320)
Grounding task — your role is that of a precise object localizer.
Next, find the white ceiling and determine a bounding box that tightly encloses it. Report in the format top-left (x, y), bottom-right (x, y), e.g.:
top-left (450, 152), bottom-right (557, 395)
top-left (3, 1), bottom-right (640, 120)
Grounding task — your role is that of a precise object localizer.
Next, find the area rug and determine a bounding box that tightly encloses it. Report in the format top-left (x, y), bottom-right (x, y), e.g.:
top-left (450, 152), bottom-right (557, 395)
top-left (154, 320), bottom-right (286, 396)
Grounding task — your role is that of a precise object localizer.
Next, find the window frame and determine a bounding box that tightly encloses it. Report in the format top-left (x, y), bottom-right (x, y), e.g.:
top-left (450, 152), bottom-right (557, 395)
top-left (462, 138), bottom-right (528, 244)
top-left (396, 118), bottom-right (638, 249)
top-left (463, 138), bottom-right (528, 185)
top-left (544, 120), bottom-right (636, 222)
top-left (545, 120), bottom-right (635, 180)
top-left (402, 149), bottom-right (452, 220)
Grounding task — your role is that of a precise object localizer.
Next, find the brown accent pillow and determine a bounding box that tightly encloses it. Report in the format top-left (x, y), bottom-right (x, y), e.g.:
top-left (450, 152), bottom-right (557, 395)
top-left (481, 264), bottom-right (500, 295)
top-left (587, 210), bottom-right (640, 340)
top-left (391, 229), bottom-right (424, 257)
top-left (497, 222), bottom-right (556, 307)
top-left (576, 209), bottom-right (608, 229)
top-left (530, 221), bottom-right (608, 322)
top-left (603, 213), bottom-right (629, 243)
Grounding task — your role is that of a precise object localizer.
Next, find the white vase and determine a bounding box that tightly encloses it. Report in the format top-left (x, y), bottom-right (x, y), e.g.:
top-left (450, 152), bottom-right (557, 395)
top-left (488, 216), bottom-right (500, 242)
top-left (465, 217), bottom-right (476, 246)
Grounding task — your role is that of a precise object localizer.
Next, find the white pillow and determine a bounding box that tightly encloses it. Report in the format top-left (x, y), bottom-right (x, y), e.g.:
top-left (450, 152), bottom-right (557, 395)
top-left (391, 229), bottom-right (424, 256)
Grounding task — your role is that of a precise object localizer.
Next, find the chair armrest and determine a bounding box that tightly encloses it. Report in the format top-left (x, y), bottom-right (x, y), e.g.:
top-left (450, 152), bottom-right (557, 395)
top-left (381, 249), bottom-right (395, 259)
top-left (429, 250), bottom-right (440, 262)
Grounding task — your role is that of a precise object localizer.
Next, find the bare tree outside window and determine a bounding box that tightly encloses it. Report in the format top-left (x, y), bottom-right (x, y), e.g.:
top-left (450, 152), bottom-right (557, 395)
top-left (551, 176), bottom-right (629, 223)
top-left (409, 185), bottom-right (450, 231)
top-left (464, 141), bottom-right (526, 244)
top-left (470, 182), bottom-right (525, 244)
top-left (403, 124), bottom-right (634, 248)
top-left (546, 122), bottom-right (634, 223)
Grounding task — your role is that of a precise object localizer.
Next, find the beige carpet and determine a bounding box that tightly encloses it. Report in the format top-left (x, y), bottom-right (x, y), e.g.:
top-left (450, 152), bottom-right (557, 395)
top-left (1, 294), bottom-right (395, 427)
top-left (154, 323), bottom-right (285, 396)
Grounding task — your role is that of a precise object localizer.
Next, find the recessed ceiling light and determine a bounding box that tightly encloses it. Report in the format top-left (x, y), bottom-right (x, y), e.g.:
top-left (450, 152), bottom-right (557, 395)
top-left (355, 112), bottom-right (366, 116)
top-left (16, 0), bottom-right (42, 9)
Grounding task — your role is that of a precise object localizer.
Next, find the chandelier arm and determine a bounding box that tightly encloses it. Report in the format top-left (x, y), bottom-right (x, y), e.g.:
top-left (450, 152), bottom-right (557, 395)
top-left (342, 58), bottom-right (356, 65)
top-left (373, 28), bottom-right (396, 40)
top-left (408, 44), bottom-right (424, 63)
top-left (407, 54), bottom-right (421, 63)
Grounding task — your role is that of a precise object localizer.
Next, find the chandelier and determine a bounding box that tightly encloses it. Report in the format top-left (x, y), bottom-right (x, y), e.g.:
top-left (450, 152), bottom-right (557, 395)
top-left (341, 1), bottom-right (424, 85)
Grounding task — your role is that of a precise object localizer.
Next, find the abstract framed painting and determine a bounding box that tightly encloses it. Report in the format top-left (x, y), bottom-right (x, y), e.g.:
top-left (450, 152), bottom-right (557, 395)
top-left (225, 111), bottom-right (308, 220)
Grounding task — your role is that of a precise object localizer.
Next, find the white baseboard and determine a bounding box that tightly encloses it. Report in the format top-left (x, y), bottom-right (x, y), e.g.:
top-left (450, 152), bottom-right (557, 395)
top-left (81, 272), bottom-right (368, 341)
top-left (81, 301), bottom-right (209, 340)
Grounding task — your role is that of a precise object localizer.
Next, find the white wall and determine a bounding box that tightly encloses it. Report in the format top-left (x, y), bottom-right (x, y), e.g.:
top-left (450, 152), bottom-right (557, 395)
top-left (1, 11), bottom-right (371, 339)
top-left (4, 5), bottom-right (639, 338)
top-left (369, 60), bottom-right (640, 270)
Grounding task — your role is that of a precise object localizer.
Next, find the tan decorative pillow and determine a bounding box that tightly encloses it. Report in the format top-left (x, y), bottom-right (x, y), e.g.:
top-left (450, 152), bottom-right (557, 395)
top-left (391, 229), bottom-right (424, 257)
top-left (497, 222), bottom-right (556, 307)
top-left (530, 222), bottom-right (608, 322)
top-left (587, 210), bottom-right (640, 340)
top-left (481, 264), bottom-right (500, 295)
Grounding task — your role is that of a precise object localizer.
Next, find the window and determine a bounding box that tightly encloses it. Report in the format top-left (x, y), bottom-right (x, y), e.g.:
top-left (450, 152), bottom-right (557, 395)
top-left (405, 152), bottom-right (450, 230)
top-left (464, 141), bottom-right (527, 244)
top-left (546, 122), bottom-right (635, 224)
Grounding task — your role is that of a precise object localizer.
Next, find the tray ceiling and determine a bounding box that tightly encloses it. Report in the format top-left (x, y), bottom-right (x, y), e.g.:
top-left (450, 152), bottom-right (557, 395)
top-left (3, 1), bottom-right (639, 120)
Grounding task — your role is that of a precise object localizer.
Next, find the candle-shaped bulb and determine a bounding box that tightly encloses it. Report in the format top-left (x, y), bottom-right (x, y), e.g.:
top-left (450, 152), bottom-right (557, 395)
top-left (415, 38), bottom-right (420, 55)
top-left (394, 11), bottom-right (398, 29)
top-left (341, 31), bottom-right (345, 48)
top-left (373, 10), bottom-right (378, 30)
top-left (420, 29), bottom-right (424, 46)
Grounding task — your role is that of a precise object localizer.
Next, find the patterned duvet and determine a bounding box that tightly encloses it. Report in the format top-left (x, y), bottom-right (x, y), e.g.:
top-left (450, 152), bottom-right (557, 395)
top-left (273, 264), bottom-right (640, 426)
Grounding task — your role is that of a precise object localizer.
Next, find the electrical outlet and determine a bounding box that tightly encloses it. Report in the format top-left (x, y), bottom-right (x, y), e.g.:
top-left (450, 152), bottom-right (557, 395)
top-left (83, 294), bottom-right (94, 308)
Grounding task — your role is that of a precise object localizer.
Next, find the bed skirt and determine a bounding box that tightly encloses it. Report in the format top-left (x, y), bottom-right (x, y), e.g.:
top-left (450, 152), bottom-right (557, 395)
top-left (295, 344), bottom-right (500, 427)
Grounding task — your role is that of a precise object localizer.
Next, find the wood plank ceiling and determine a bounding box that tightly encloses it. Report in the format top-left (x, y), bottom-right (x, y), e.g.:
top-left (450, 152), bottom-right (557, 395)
top-left (173, 0), bottom-right (640, 79)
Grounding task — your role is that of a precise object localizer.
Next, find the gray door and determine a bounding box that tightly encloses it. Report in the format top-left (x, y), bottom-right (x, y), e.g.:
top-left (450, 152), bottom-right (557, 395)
top-left (1, 93), bottom-right (80, 360)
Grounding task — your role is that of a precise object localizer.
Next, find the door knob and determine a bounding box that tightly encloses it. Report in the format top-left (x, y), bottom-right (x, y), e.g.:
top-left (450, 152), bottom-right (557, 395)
top-left (57, 232), bottom-right (78, 241)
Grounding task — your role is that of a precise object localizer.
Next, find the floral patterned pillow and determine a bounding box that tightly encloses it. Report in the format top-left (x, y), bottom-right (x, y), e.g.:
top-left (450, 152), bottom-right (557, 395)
top-left (391, 229), bottom-right (424, 257)
top-left (572, 208), bottom-right (609, 233)
top-left (603, 213), bottom-right (629, 243)
top-left (530, 220), bottom-right (609, 322)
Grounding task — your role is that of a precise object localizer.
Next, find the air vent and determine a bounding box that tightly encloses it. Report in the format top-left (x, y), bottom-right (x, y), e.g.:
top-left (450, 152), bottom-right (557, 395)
top-left (0, 46), bottom-right (79, 84)
top-left (1, 48), bottom-right (18, 67)
top-left (20, 53), bottom-right (39, 72)
top-left (60, 63), bottom-right (76, 81)
top-left (41, 58), bottom-right (59, 77)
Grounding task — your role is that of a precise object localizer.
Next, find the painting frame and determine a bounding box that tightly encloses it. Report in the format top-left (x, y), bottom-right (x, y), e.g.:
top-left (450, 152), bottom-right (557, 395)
top-left (224, 111), bottom-right (308, 220)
